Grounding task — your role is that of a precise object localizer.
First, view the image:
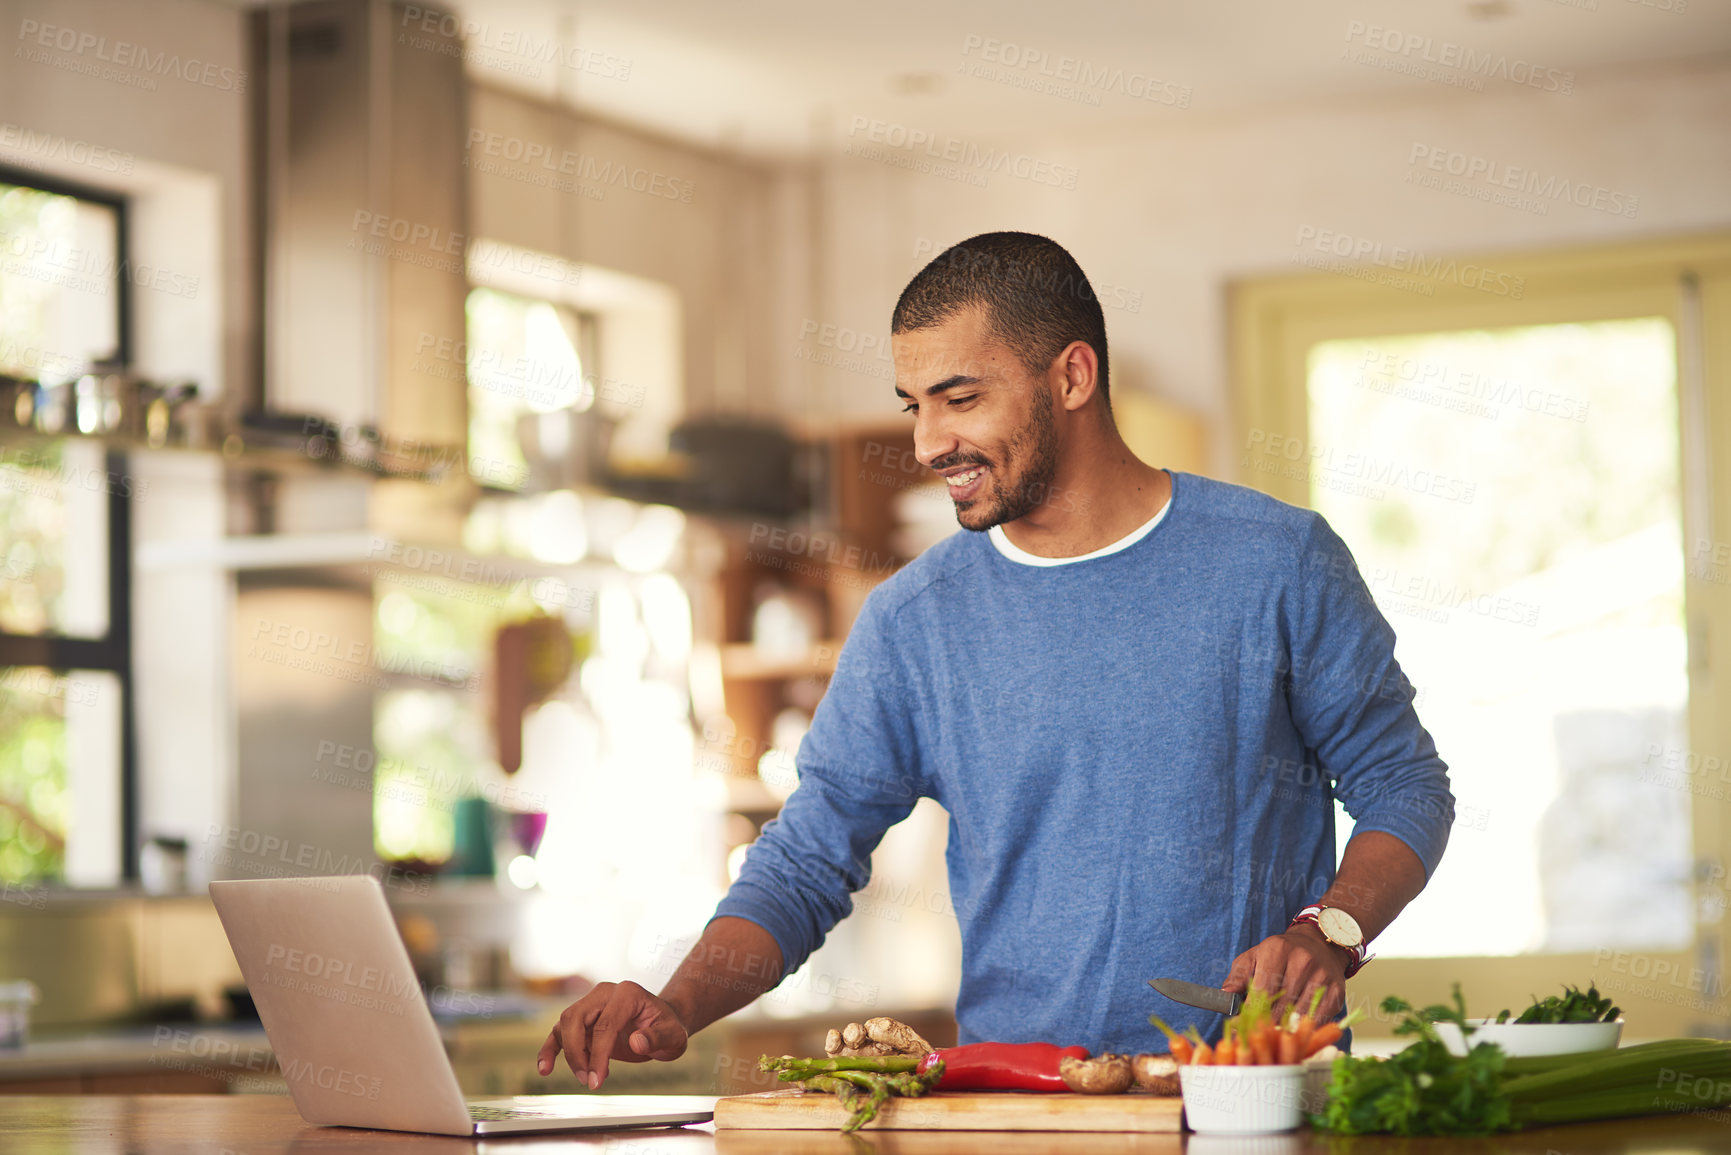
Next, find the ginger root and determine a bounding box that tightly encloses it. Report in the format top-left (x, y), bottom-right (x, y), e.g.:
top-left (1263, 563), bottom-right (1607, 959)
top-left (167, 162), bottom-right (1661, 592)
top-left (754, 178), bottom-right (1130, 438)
top-left (864, 1016), bottom-right (934, 1056)
top-left (823, 1018), bottom-right (933, 1058)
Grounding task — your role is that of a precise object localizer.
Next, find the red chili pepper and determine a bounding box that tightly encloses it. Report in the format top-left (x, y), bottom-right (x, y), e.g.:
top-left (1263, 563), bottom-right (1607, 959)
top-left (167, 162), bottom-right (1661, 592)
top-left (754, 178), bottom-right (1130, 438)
top-left (914, 1042), bottom-right (1091, 1092)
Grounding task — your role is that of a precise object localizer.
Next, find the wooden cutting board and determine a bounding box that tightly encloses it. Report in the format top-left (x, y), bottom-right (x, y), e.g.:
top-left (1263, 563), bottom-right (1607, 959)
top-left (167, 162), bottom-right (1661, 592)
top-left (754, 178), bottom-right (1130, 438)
top-left (714, 1088), bottom-right (1185, 1132)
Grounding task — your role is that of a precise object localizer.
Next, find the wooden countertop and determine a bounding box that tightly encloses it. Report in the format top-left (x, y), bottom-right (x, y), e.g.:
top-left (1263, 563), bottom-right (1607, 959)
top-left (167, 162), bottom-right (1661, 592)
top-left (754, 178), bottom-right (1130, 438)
top-left (2, 1096), bottom-right (1730, 1153)
top-left (0, 1025), bottom-right (274, 1080)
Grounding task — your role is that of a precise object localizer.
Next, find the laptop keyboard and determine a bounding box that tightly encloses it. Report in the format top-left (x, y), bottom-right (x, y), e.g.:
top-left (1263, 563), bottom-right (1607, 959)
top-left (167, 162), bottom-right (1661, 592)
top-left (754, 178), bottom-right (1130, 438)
top-left (469, 1105), bottom-right (565, 1120)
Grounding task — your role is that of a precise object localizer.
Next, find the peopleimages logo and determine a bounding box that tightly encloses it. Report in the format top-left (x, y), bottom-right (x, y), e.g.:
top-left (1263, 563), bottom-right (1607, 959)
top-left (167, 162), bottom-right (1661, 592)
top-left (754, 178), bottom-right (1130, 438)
top-left (399, 5), bottom-right (632, 81)
top-left (843, 116), bottom-right (1079, 190)
top-left (15, 19), bottom-right (248, 92)
top-left (1244, 428), bottom-right (1478, 505)
top-left (0, 230), bottom-right (202, 300)
top-left (1341, 21), bottom-right (1573, 94)
top-left (0, 444), bottom-right (150, 499)
top-left (0, 123), bottom-right (134, 175)
top-left (957, 35), bottom-right (1191, 109)
top-left (1355, 347), bottom-right (1590, 423)
top-left (465, 130), bottom-right (694, 204)
top-left (265, 943), bottom-right (422, 997)
top-left (246, 616), bottom-right (479, 691)
top-left (1293, 226), bottom-right (1526, 299)
top-left (1408, 144), bottom-right (1639, 219)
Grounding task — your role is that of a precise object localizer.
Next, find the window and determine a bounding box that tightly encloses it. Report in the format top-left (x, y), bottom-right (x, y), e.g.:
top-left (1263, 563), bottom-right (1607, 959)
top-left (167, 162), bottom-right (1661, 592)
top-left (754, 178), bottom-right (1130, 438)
top-left (465, 286), bottom-right (600, 493)
top-left (370, 582), bottom-right (497, 866)
top-left (0, 173), bottom-right (124, 383)
top-left (1307, 320), bottom-right (1688, 957)
top-left (1232, 233), bottom-right (1731, 1035)
top-left (0, 170), bottom-right (134, 887)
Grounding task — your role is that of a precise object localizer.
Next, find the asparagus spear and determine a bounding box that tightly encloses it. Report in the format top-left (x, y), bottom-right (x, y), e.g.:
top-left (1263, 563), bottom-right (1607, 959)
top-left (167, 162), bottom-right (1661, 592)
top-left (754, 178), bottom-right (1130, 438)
top-left (843, 1074), bottom-right (893, 1133)
top-left (797, 1075), bottom-right (861, 1113)
top-left (760, 1055), bottom-right (920, 1075)
top-left (764, 1054), bottom-right (945, 1133)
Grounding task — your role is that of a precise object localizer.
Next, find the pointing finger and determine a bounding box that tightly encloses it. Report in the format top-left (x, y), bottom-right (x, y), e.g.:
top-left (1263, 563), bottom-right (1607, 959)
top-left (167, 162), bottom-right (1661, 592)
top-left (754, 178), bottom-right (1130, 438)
top-left (589, 993), bottom-right (634, 1089)
top-left (563, 1000), bottom-right (605, 1084)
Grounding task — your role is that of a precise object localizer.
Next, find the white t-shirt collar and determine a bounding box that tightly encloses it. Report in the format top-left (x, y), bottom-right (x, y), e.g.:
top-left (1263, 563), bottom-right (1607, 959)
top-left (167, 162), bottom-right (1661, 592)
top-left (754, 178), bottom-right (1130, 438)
top-left (987, 499), bottom-right (1170, 567)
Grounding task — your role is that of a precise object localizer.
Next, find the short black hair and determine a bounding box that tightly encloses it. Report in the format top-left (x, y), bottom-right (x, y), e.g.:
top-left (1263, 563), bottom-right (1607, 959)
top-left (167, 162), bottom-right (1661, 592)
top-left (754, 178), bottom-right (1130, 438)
top-left (891, 231), bottom-right (1109, 405)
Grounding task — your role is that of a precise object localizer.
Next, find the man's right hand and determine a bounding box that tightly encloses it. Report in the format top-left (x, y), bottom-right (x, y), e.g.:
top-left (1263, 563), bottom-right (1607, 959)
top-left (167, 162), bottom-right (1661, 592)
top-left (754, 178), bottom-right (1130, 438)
top-left (533, 917), bottom-right (783, 1088)
top-left (536, 980), bottom-right (689, 1089)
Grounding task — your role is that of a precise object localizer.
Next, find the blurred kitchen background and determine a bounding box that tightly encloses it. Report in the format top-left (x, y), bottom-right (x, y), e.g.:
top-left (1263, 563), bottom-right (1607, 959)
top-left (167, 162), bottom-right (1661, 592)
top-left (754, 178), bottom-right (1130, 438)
top-left (0, 0), bottom-right (1728, 1097)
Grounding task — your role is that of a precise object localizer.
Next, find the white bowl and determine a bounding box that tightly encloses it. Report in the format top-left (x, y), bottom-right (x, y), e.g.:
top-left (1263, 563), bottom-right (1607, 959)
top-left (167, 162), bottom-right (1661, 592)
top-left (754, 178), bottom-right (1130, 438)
top-left (1178, 1064), bottom-right (1306, 1134)
top-left (1432, 1018), bottom-right (1623, 1058)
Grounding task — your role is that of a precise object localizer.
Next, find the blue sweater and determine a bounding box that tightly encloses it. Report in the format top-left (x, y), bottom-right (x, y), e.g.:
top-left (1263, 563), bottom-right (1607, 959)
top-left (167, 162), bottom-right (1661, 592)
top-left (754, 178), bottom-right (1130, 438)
top-left (715, 473), bottom-right (1454, 1052)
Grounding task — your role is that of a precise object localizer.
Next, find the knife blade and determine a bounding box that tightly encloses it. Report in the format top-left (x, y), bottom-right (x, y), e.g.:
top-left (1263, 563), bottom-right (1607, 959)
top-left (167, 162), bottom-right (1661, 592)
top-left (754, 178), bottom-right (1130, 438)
top-left (1149, 977), bottom-right (1242, 1016)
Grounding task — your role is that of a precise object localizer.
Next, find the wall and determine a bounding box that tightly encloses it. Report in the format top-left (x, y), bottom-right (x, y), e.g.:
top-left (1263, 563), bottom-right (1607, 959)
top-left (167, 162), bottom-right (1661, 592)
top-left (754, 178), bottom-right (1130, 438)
top-left (466, 83), bottom-right (811, 439)
top-left (0, 0), bottom-right (253, 403)
top-left (806, 58), bottom-right (1731, 470)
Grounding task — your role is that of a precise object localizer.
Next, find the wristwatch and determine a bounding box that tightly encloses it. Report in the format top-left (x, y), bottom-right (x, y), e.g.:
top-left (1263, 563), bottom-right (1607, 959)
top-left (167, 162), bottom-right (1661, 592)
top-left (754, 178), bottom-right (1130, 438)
top-left (1288, 904), bottom-right (1374, 979)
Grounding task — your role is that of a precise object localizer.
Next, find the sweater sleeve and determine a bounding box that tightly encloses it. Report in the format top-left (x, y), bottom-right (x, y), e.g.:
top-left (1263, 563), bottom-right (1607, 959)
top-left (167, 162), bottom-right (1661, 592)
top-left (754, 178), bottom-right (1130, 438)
top-left (712, 593), bottom-right (924, 980)
top-left (1286, 515), bottom-right (1455, 878)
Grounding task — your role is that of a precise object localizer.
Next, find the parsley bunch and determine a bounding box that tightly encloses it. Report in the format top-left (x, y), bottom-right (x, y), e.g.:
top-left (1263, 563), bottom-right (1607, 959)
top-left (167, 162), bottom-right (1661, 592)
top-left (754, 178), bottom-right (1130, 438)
top-left (1317, 985), bottom-right (1512, 1137)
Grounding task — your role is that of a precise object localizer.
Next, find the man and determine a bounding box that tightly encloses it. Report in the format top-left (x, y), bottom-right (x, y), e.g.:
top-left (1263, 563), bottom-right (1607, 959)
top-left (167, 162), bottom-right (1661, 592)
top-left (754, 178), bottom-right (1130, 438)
top-left (538, 232), bottom-right (1454, 1088)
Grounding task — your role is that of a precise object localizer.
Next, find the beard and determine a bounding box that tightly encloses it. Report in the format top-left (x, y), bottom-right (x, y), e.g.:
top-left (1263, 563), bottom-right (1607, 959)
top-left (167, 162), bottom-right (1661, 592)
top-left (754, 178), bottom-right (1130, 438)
top-left (952, 388), bottom-right (1061, 532)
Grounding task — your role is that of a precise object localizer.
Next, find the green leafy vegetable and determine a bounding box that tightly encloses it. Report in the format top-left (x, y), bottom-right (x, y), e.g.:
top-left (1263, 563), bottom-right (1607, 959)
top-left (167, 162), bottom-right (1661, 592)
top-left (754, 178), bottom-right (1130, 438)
top-left (1498, 983), bottom-right (1620, 1025)
top-left (1318, 986), bottom-right (1512, 1137)
top-left (1317, 984), bottom-right (1731, 1137)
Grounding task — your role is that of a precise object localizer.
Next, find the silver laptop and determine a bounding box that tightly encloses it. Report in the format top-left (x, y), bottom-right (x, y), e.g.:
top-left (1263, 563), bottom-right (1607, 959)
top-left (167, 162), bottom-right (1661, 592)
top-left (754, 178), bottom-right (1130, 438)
top-left (210, 875), bottom-right (715, 1136)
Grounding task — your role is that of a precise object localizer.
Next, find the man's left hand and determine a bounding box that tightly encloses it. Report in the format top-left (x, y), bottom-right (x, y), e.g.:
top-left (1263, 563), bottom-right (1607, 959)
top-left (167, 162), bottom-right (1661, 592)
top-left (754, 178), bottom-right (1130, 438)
top-left (1221, 924), bottom-right (1349, 1022)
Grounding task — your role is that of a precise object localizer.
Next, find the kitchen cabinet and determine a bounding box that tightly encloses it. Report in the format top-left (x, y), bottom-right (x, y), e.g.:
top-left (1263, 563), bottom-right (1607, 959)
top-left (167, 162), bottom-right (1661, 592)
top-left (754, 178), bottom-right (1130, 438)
top-left (703, 425), bottom-right (919, 829)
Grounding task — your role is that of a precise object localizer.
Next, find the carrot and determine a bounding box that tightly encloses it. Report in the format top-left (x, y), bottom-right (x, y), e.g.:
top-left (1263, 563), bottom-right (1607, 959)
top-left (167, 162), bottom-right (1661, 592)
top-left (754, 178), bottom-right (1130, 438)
top-left (1276, 1027), bottom-right (1300, 1065)
top-left (1292, 987), bottom-right (1326, 1056)
top-left (1303, 1023), bottom-right (1344, 1058)
top-left (1148, 1015), bottom-right (1192, 1064)
top-left (1214, 1035), bottom-right (1236, 1065)
top-left (1234, 1025), bottom-right (1254, 1066)
top-left (1191, 1039), bottom-right (1214, 1066)
top-left (1250, 1022), bottom-right (1276, 1066)
top-left (1291, 1017), bottom-right (1313, 1057)
top-left (1149, 1016), bottom-right (1197, 1065)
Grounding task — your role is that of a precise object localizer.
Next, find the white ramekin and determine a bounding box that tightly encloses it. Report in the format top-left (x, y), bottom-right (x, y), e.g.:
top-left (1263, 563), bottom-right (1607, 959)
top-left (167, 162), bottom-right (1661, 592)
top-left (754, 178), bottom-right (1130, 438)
top-left (1179, 1063), bottom-right (1307, 1134)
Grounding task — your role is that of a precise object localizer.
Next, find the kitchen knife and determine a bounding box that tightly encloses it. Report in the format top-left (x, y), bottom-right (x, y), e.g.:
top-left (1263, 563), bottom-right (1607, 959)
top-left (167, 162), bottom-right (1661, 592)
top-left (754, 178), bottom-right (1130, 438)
top-left (1149, 977), bottom-right (1242, 1016)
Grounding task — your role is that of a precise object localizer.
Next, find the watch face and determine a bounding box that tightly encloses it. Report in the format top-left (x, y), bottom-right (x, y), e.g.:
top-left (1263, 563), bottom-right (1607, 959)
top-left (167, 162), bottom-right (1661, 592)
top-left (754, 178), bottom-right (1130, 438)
top-left (1317, 907), bottom-right (1364, 948)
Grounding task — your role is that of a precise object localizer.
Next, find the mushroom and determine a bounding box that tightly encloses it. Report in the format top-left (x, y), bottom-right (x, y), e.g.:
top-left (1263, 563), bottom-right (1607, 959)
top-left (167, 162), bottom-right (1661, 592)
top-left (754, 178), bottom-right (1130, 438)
top-left (1131, 1053), bottom-right (1181, 1096)
top-left (1059, 1053), bottom-right (1135, 1094)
